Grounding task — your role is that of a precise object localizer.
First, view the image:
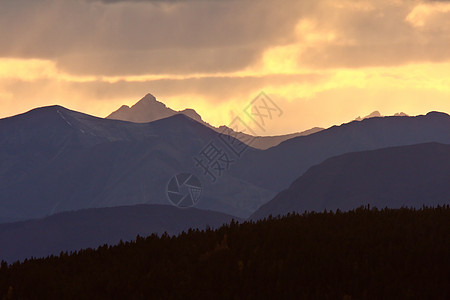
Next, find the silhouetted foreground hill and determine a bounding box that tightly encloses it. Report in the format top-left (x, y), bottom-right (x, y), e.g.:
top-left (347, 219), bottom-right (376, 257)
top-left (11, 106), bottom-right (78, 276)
top-left (252, 143), bottom-right (450, 219)
top-left (0, 204), bottom-right (238, 263)
top-left (1, 207), bottom-right (449, 299)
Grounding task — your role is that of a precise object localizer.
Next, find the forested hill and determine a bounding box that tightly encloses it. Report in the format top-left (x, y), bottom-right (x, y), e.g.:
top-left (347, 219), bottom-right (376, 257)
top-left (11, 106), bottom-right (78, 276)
top-left (1, 206), bottom-right (449, 299)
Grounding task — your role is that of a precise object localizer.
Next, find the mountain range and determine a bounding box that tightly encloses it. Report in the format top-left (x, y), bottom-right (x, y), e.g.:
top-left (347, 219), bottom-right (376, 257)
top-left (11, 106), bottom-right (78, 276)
top-left (0, 96), bottom-right (449, 263)
top-left (232, 111), bottom-right (450, 192)
top-left (252, 142), bottom-right (450, 219)
top-left (107, 93), bottom-right (324, 150)
top-left (107, 95), bottom-right (409, 150)
top-left (0, 105), bottom-right (272, 222)
top-left (1, 104), bottom-right (449, 223)
top-left (354, 110), bottom-right (408, 121)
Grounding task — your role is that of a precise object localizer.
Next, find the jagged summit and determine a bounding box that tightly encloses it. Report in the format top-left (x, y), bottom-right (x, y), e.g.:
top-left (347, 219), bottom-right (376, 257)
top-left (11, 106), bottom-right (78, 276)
top-left (106, 93), bottom-right (210, 127)
top-left (354, 110), bottom-right (412, 121)
top-left (355, 111), bottom-right (382, 121)
top-left (178, 108), bottom-right (203, 123)
top-left (133, 93), bottom-right (165, 108)
top-left (142, 93), bottom-right (157, 100)
top-left (107, 94), bottom-right (176, 123)
top-left (106, 93), bottom-right (206, 124)
top-left (105, 93), bottom-right (326, 150)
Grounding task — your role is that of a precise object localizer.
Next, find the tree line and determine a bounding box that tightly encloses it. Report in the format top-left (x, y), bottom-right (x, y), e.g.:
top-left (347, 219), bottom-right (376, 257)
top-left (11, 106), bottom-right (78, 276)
top-left (1, 206), bottom-right (449, 299)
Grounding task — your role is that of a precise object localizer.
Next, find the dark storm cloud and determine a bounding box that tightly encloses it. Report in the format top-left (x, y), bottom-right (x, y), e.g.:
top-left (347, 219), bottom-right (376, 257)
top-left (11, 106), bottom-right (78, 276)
top-left (0, 0), bottom-right (308, 75)
top-left (1, 72), bottom-right (326, 106)
top-left (1, 0), bottom-right (450, 76)
top-left (295, 0), bottom-right (450, 68)
top-left (74, 72), bottom-right (327, 102)
top-left (55, 47), bottom-right (261, 76)
top-left (90, 0), bottom-right (214, 2)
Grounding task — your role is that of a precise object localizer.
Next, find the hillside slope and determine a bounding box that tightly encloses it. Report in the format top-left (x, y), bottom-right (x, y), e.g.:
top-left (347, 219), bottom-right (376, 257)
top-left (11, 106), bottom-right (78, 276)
top-left (252, 143), bottom-right (450, 219)
top-left (0, 204), bottom-right (238, 263)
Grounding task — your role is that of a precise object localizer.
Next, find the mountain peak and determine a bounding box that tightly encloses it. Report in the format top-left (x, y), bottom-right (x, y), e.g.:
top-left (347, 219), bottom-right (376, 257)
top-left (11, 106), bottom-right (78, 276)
top-left (107, 93), bottom-right (175, 123)
top-left (178, 108), bottom-right (203, 123)
top-left (355, 111), bottom-right (382, 121)
top-left (107, 93), bottom-right (213, 127)
top-left (368, 111), bottom-right (381, 118)
top-left (140, 93), bottom-right (157, 103)
top-left (133, 93), bottom-right (166, 109)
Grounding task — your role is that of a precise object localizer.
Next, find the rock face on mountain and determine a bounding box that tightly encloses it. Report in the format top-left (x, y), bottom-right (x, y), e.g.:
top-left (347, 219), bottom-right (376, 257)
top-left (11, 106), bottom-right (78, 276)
top-left (251, 143), bottom-right (450, 219)
top-left (0, 105), bottom-right (272, 222)
top-left (107, 93), bottom-right (324, 150)
top-left (0, 204), bottom-right (239, 263)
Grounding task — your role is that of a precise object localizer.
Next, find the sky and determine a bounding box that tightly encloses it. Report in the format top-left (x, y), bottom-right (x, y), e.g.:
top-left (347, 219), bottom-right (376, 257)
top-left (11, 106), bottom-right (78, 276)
top-left (0, 0), bottom-right (449, 135)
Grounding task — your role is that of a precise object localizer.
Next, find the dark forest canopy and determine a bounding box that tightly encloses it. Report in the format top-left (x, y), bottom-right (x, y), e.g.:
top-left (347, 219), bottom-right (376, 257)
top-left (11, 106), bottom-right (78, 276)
top-left (1, 206), bottom-right (449, 299)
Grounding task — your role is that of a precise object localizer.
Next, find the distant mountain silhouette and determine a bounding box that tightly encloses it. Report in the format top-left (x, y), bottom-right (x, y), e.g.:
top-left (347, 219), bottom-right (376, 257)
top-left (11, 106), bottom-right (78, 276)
top-left (107, 93), bottom-right (323, 150)
top-left (0, 106), bottom-right (273, 222)
top-left (221, 126), bottom-right (324, 150)
top-left (355, 110), bottom-right (382, 121)
top-left (107, 93), bottom-right (205, 124)
top-left (251, 143), bottom-right (450, 219)
top-left (355, 110), bottom-right (408, 121)
top-left (232, 112), bottom-right (450, 193)
top-left (0, 204), bottom-right (239, 263)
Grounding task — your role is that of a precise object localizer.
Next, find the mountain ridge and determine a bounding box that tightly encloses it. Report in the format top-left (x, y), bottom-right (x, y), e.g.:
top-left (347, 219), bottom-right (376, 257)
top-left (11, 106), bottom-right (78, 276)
top-left (106, 93), bottom-right (324, 150)
top-left (0, 204), bottom-right (239, 263)
top-left (107, 93), bottom-right (206, 125)
top-left (1, 106), bottom-right (449, 223)
top-left (0, 105), bottom-right (271, 222)
top-left (251, 142), bottom-right (450, 219)
top-left (232, 111), bottom-right (450, 192)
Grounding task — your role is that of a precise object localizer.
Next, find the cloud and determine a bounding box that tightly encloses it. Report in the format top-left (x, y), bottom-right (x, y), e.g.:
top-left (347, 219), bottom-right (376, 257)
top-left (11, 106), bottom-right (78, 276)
top-left (89, 0), bottom-right (214, 2)
top-left (55, 47), bottom-right (262, 76)
top-left (1, 0), bottom-right (450, 134)
top-left (0, 0), bottom-right (305, 75)
top-left (3, 0), bottom-right (450, 76)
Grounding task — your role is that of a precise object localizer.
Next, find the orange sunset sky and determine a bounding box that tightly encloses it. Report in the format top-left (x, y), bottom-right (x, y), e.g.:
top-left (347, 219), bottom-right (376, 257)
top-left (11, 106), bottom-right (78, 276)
top-left (0, 0), bottom-right (449, 135)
